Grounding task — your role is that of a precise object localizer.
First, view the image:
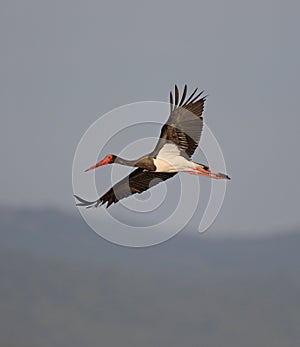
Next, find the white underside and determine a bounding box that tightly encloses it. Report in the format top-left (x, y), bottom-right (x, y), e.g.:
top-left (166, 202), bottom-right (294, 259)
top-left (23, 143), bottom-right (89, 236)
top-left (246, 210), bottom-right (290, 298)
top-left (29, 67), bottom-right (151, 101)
top-left (153, 157), bottom-right (196, 172)
top-left (153, 143), bottom-right (199, 173)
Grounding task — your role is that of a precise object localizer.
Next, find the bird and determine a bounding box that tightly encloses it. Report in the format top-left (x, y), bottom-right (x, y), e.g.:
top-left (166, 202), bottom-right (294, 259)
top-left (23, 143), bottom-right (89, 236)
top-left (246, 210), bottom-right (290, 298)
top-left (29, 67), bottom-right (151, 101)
top-left (74, 85), bottom-right (230, 208)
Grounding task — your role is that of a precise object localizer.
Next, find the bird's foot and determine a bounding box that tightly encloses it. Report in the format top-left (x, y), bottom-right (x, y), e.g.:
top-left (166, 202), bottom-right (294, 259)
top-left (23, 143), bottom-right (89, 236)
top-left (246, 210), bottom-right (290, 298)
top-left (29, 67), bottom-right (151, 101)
top-left (188, 167), bottom-right (230, 180)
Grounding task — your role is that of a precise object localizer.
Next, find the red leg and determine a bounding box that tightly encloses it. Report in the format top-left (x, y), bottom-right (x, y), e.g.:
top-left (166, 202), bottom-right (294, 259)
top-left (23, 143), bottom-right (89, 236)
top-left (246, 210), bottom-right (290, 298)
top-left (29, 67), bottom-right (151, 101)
top-left (186, 168), bottom-right (230, 180)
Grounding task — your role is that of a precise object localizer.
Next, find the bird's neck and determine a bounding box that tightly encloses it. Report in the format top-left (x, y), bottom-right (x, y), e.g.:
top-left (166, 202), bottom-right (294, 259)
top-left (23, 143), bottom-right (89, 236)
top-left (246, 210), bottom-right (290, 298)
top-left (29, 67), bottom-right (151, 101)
top-left (115, 156), bottom-right (156, 171)
top-left (115, 156), bottom-right (137, 167)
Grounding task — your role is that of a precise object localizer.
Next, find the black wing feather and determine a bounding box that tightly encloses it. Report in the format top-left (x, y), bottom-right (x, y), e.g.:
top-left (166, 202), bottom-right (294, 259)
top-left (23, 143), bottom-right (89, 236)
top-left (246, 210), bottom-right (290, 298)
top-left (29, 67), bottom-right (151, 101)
top-left (169, 91), bottom-right (173, 113)
top-left (152, 85), bottom-right (206, 158)
top-left (74, 169), bottom-right (176, 208)
top-left (183, 87), bottom-right (198, 105)
top-left (179, 84), bottom-right (187, 106)
top-left (174, 85), bottom-right (179, 107)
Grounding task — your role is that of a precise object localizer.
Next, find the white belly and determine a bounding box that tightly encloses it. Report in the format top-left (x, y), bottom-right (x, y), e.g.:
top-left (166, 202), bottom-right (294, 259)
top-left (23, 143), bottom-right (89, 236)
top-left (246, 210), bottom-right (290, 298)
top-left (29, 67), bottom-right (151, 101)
top-left (154, 143), bottom-right (196, 172)
top-left (153, 156), bottom-right (195, 172)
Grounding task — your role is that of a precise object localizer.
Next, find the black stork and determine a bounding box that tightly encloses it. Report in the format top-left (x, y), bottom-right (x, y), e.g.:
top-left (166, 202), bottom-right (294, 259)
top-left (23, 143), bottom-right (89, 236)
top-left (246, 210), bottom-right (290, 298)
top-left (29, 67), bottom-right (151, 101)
top-left (75, 85), bottom-right (230, 208)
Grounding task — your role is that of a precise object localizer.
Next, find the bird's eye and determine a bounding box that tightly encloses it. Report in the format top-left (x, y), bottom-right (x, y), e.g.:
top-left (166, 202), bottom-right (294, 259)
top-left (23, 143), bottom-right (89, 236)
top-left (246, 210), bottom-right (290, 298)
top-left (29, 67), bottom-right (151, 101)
top-left (107, 155), bottom-right (112, 160)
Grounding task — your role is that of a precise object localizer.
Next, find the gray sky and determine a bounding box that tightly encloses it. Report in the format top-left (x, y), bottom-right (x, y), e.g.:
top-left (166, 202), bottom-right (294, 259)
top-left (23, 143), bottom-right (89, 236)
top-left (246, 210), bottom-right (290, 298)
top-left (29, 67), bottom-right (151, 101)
top-left (1, 0), bottom-right (300, 235)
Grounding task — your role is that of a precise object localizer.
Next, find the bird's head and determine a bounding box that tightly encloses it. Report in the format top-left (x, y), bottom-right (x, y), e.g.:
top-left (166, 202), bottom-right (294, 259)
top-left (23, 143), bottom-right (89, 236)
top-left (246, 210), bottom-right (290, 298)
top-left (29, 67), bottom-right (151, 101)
top-left (84, 154), bottom-right (117, 172)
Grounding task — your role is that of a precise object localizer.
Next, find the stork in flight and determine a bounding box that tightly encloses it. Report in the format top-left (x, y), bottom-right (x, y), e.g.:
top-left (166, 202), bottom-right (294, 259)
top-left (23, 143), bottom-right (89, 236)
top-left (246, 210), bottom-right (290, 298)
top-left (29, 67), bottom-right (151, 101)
top-left (75, 85), bottom-right (230, 208)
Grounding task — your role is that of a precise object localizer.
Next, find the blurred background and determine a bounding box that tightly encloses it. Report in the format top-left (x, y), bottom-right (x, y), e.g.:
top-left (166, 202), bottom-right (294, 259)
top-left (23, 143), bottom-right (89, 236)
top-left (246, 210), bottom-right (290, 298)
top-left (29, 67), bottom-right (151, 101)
top-left (1, 0), bottom-right (300, 346)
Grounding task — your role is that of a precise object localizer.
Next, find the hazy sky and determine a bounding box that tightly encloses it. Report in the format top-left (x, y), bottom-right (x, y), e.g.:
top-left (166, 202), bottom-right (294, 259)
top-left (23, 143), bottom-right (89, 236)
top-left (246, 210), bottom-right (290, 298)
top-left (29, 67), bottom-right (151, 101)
top-left (1, 0), bottom-right (299, 235)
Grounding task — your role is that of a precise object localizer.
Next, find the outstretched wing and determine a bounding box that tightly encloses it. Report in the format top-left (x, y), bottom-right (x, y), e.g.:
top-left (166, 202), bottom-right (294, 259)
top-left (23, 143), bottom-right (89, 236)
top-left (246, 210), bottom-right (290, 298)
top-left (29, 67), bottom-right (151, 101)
top-left (152, 84), bottom-right (206, 158)
top-left (74, 168), bottom-right (176, 208)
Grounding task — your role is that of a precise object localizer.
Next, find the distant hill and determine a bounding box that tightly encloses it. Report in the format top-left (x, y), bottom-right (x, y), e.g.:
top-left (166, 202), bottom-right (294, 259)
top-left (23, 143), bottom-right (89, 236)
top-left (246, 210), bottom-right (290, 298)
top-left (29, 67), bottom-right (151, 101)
top-left (0, 207), bottom-right (300, 347)
top-left (1, 206), bottom-right (300, 275)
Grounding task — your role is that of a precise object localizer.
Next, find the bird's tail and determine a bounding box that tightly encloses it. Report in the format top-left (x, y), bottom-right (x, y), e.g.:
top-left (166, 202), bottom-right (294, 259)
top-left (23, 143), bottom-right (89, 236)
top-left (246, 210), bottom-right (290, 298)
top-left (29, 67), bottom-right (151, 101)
top-left (192, 163), bottom-right (231, 180)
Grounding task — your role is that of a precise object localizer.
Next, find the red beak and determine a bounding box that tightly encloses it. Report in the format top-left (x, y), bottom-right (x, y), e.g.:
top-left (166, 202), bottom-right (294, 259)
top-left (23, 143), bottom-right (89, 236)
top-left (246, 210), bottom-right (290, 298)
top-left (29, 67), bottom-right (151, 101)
top-left (84, 157), bottom-right (110, 172)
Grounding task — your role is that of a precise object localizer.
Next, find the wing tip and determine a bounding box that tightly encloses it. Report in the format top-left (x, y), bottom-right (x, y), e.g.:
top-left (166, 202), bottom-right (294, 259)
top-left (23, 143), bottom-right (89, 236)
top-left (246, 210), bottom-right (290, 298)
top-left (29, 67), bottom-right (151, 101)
top-left (169, 85), bottom-right (207, 111)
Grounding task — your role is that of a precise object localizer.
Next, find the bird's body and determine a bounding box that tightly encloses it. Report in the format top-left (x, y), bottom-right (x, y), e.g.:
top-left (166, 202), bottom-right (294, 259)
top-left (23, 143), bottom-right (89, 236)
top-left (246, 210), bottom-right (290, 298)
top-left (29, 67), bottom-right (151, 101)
top-left (75, 85), bottom-right (230, 208)
top-left (153, 143), bottom-right (200, 172)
